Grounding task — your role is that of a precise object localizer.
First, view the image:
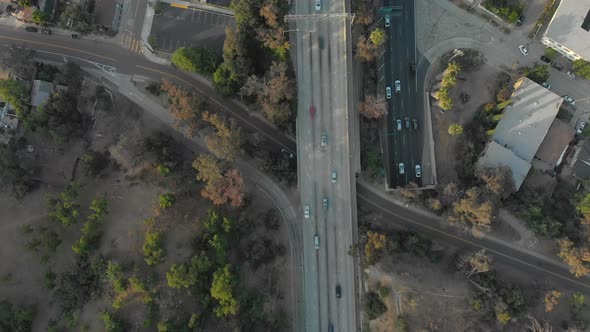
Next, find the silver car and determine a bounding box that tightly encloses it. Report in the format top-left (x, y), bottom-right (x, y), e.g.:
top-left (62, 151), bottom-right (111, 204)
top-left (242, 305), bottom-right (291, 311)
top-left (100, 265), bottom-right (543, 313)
top-left (396, 119), bottom-right (402, 131)
top-left (315, 0), bottom-right (321, 11)
top-left (415, 164), bottom-right (422, 178)
top-left (304, 205), bottom-right (310, 219)
top-left (385, 15), bottom-right (390, 28)
top-left (399, 163), bottom-right (405, 174)
top-left (386, 86), bottom-right (392, 99)
top-left (321, 131), bottom-right (328, 147)
top-left (564, 95), bottom-right (576, 105)
top-left (331, 171), bottom-right (337, 183)
top-left (323, 197), bottom-right (329, 208)
top-left (394, 80), bottom-right (401, 93)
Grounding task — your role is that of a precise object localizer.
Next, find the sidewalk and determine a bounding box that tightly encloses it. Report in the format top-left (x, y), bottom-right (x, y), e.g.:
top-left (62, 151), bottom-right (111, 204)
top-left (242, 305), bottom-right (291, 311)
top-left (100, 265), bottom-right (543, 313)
top-left (158, 0), bottom-right (234, 16)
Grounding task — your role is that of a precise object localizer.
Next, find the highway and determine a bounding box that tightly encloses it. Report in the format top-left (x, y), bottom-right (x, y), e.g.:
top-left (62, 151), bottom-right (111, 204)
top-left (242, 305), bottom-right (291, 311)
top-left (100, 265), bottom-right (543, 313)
top-left (293, 0), bottom-right (358, 330)
top-left (382, 0), bottom-right (422, 188)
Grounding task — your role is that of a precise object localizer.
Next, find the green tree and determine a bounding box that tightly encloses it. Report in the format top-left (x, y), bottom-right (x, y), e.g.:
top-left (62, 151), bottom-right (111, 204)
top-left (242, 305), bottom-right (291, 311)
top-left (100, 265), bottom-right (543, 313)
top-left (72, 196), bottom-right (108, 256)
top-left (171, 47), bottom-right (219, 75)
top-left (148, 34), bottom-right (159, 50)
top-left (0, 79), bottom-right (28, 119)
top-left (0, 301), bottom-right (37, 331)
top-left (143, 229), bottom-right (166, 265)
top-left (166, 252), bottom-right (212, 289)
top-left (570, 292), bottom-right (585, 312)
top-left (46, 182), bottom-right (81, 226)
top-left (526, 64), bottom-right (550, 84)
top-left (159, 193), bottom-right (175, 210)
top-left (544, 48), bottom-right (558, 61)
top-left (369, 28), bottom-right (386, 46)
top-left (102, 311), bottom-right (124, 332)
top-left (364, 291), bottom-right (386, 320)
top-left (573, 59), bottom-right (590, 79)
top-left (18, 0), bottom-right (32, 7)
top-left (32, 9), bottom-right (51, 25)
top-left (448, 123), bottom-right (464, 136)
top-left (210, 264), bottom-right (239, 317)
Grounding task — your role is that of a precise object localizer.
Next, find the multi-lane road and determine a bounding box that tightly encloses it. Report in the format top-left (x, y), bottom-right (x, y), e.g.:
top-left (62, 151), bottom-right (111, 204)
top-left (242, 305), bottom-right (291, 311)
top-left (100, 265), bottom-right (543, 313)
top-left (293, 0), bottom-right (358, 330)
top-left (382, 0), bottom-right (423, 188)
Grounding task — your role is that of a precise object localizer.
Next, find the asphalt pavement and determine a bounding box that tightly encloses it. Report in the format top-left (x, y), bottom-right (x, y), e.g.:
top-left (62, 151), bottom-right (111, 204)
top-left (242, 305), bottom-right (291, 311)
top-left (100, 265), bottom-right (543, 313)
top-left (293, 0), bottom-right (358, 330)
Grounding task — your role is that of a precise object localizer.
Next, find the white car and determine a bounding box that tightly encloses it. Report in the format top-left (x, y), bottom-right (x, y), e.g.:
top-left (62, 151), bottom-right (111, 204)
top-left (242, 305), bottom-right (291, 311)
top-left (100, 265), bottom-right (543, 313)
top-left (577, 122), bottom-right (586, 134)
top-left (315, 0), bottom-right (321, 11)
top-left (331, 171), bottom-right (337, 183)
top-left (322, 197), bottom-right (328, 208)
top-left (314, 235), bottom-right (319, 249)
top-left (564, 95), bottom-right (576, 105)
top-left (304, 205), bottom-right (310, 219)
top-left (385, 15), bottom-right (390, 28)
top-left (399, 163), bottom-right (405, 174)
top-left (396, 119), bottom-right (402, 131)
top-left (567, 71), bottom-right (576, 79)
top-left (386, 86), bottom-right (392, 99)
top-left (415, 164), bottom-right (422, 178)
top-left (321, 131), bottom-right (328, 147)
top-left (395, 80), bottom-right (401, 93)
top-left (518, 45), bottom-right (528, 56)
top-left (542, 82), bottom-right (550, 89)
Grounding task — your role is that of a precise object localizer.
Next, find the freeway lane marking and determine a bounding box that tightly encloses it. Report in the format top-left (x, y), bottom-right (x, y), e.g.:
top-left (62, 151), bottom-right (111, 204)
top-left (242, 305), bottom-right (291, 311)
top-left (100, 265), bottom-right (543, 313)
top-left (136, 65), bottom-right (296, 154)
top-left (0, 35), bottom-right (118, 62)
top-left (357, 192), bottom-right (590, 290)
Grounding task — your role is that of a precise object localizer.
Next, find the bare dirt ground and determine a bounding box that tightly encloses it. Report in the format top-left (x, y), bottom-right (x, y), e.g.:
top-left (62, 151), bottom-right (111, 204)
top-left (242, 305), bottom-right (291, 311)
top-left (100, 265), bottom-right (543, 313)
top-left (0, 76), bottom-right (293, 330)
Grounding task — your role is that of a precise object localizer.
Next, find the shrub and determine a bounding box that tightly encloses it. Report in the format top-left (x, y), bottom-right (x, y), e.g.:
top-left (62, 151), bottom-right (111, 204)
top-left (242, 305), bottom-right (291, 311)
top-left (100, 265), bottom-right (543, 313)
top-left (143, 230), bottom-right (166, 265)
top-left (364, 291), bottom-right (387, 320)
top-left (448, 123), bottom-right (464, 136)
top-left (172, 47), bottom-right (219, 75)
top-left (159, 193), bottom-right (175, 209)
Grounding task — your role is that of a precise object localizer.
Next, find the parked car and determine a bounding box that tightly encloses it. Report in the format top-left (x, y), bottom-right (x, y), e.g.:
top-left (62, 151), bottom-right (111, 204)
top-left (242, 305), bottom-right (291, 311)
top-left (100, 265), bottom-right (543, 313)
top-left (542, 82), bottom-right (551, 89)
top-left (551, 63), bottom-right (564, 71)
top-left (386, 86), bottom-right (391, 99)
top-left (335, 285), bottom-right (341, 298)
top-left (564, 95), bottom-right (576, 105)
top-left (405, 117), bottom-right (410, 129)
top-left (304, 205), bottom-right (310, 219)
top-left (396, 119), bottom-right (402, 131)
top-left (415, 164), bottom-right (422, 178)
top-left (394, 80), bottom-right (401, 93)
top-left (25, 26), bottom-right (37, 32)
top-left (540, 56), bottom-right (551, 63)
top-left (40, 28), bottom-right (51, 35)
top-left (399, 163), bottom-right (405, 174)
top-left (516, 15), bottom-right (525, 26)
top-left (385, 15), bottom-right (390, 28)
top-left (412, 119), bottom-right (418, 130)
top-left (518, 45), bottom-right (528, 56)
top-left (71, 34), bottom-right (79, 39)
top-left (567, 71), bottom-right (576, 79)
top-left (577, 122), bottom-right (586, 135)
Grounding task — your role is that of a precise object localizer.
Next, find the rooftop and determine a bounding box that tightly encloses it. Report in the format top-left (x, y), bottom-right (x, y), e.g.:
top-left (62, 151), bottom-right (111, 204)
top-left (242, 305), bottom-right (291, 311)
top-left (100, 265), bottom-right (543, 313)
top-left (477, 141), bottom-right (531, 190)
top-left (535, 119), bottom-right (574, 167)
top-left (543, 0), bottom-right (590, 60)
top-left (491, 78), bottom-right (563, 162)
top-left (31, 80), bottom-right (54, 107)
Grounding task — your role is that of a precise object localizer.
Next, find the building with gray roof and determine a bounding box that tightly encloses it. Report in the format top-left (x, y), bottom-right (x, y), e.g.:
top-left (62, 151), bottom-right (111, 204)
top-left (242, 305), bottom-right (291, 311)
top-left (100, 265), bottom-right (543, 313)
top-left (541, 0), bottom-right (590, 61)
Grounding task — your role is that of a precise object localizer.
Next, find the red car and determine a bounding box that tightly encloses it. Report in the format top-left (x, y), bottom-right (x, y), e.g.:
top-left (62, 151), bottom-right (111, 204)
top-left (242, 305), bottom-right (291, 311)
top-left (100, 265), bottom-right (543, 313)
top-left (309, 105), bottom-right (316, 118)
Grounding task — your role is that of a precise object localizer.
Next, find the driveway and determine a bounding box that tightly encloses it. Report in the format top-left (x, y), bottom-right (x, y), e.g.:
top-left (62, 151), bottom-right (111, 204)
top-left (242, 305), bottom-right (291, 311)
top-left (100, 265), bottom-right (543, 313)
top-left (151, 4), bottom-right (234, 53)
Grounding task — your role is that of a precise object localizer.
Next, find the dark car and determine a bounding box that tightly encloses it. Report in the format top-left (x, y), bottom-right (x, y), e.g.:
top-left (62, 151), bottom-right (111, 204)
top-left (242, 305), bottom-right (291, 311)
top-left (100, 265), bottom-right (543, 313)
top-left (540, 56), bottom-right (551, 63)
top-left (25, 26), bottom-right (37, 32)
top-left (516, 15), bottom-right (525, 26)
top-left (551, 63), bottom-right (564, 71)
top-left (40, 28), bottom-right (51, 35)
top-left (335, 285), bottom-right (341, 298)
top-left (71, 34), bottom-right (79, 39)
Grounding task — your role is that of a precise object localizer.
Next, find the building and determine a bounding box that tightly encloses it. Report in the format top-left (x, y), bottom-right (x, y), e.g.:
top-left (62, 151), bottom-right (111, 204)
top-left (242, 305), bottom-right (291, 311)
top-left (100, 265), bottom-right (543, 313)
top-left (541, 0), bottom-right (590, 61)
top-left (533, 119), bottom-right (574, 172)
top-left (477, 78), bottom-right (568, 190)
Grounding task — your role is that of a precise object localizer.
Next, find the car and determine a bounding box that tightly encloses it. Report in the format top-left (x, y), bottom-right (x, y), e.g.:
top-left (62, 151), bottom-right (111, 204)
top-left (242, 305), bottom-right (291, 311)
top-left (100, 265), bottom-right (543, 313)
top-left (304, 205), bottom-right (310, 219)
top-left (567, 71), bottom-right (576, 79)
top-left (328, 324), bottom-right (334, 332)
top-left (399, 163), bottom-right (405, 174)
top-left (551, 63), bottom-right (564, 71)
top-left (71, 34), bottom-right (79, 39)
top-left (40, 28), bottom-right (51, 35)
top-left (542, 82), bottom-right (551, 89)
top-left (564, 95), bottom-right (576, 105)
top-left (385, 15), bottom-right (390, 28)
top-left (412, 119), bottom-right (418, 130)
top-left (25, 26), bottom-right (37, 32)
top-left (396, 119), bottom-right (402, 131)
top-left (309, 105), bottom-right (315, 118)
top-left (315, 0), bottom-right (321, 11)
top-left (410, 62), bottom-right (416, 72)
top-left (321, 131), bottom-right (327, 147)
top-left (540, 56), bottom-right (551, 63)
top-left (386, 86), bottom-right (392, 99)
top-left (516, 15), bottom-right (525, 26)
top-left (394, 80), bottom-right (401, 93)
top-left (577, 122), bottom-right (586, 134)
top-left (415, 164), bottom-right (422, 178)
top-left (518, 45), bottom-right (529, 56)
top-left (331, 171), bottom-right (337, 183)
top-left (335, 285), bottom-right (341, 298)
top-left (405, 117), bottom-right (410, 129)
top-left (314, 235), bottom-right (319, 249)
top-left (323, 197), bottom-right (328, 208)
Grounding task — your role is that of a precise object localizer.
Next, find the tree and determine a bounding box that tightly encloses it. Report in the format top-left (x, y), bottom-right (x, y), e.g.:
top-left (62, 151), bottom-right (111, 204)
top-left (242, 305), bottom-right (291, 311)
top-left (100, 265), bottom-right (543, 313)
top-left (528, 317), bottom-right (553, 332)
top-left (59, 4), bottom-right (91, 32)
top-left (448, 123), bottom-right (464, 136)
top-left (364, 231), bottom-right (388, 265)
top-left (54, 257), bottom-right (100, 312)
top-left (356, 35), bottom-right (377, 62)
top-left (495, 307), bottom-right (511, 325)
top-left (0, 79), bottom-right (28, 119)
top-left (159, 193), bottom-right (175, 209)
top-left (357, 95), bottom-right (387, 120)
top-left (364, 291), bottom-right (386, 320)
top-left (34, 90), bottom-right (87, 142)
top-left (18, 0), bottom-right (32, 7)
top-left (544, 290), bottom-right (561, 312)
top-left (570, 292), bottom-right (585, 312)
top-left (575, 192), bottom-right (590, 224)
top-left (449, 187), bottom-right (496, 231)
top-left (47, 182), bottom-right (81, 226)
top-left (160, 79), bottom-right (206, 137)
top-left (478, 166), bottom-right (515, 200)
top-left (102, 311), bottom-right (124, 332)
top-left (81, 150), bottom-right (109, 177)
top-left (573, 59), bottom-right (590, 80)
top-left (369, 28), bottom-right (386, 46)
top-left (32, 9), bottom-right (51, 25)
top-left (171, 47), bottom-right (219, 75)
top-left (166, 252), bottom-right (212, 289)
top-left (72, 196), bottom-right (108, 256)
top-left (0, 46), bottom-right (35, 78)
top-left (457, 249), bottom-right (493, 277)
top-left (148, 34), bottom-right (159, 50)
top-left (0, 301), bottom-right (37, 332)
top-left (143, 229), bottom-right (166, 265)
top-left (202, 112), bottom-right (243, 161)
top-left (210, 264), bottom-right (239, 317)
top-left (192, 154), bottom-right (246, 207)
top-left (214, 26), bottom-right (251, 96)
top-left (439, 182), bottom-right (461, 207)
top-left (525, 64), bottom-right (550, 84)
top-left (557, 238), bottom-right (590, 277)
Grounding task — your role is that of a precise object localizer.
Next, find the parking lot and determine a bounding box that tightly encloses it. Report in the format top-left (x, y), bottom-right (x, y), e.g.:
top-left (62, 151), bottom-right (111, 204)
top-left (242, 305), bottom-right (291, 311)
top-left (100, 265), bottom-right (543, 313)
top-left (151, 4), bottom-right (234, 54)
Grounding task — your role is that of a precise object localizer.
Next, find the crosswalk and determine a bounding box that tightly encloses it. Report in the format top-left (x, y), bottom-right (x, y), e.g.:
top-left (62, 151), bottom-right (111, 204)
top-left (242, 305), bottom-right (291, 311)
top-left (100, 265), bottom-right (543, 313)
top-left (120, 33), bottom-right (142, 53)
